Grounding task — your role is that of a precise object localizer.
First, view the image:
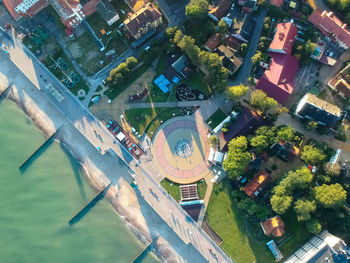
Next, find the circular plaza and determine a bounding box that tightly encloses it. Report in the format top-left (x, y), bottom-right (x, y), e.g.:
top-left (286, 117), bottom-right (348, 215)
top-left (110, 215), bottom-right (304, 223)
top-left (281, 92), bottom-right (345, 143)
top-left (152, 117), bottom-right (211, 184)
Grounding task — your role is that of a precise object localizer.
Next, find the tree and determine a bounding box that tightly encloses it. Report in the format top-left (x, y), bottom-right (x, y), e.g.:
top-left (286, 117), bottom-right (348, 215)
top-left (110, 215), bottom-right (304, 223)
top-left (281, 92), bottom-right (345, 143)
top-left (209, 135), bottom-right (218, 147)
top-left (314, 184), bottom-right (347, 209)
top-left (281, 167), bottom-right (314, 191)
top-left (305, 40), bottom-right (317, 56)
top-left (165, 26), bottom-right (179, 40)
top-left (218, 19), bottom-right (229, 35)
top-left (250, 90), bottom-right (279, 114)
top-left (223, 136), bottom-right (252, 179)
top-left (270, 194), bottom-right (293, 214)
top-left (251, 51), bottom-right (263, 64)
top-left (323, 162), bottom-right (342, 177)
top-left (250, 135), bottom-right (269, 152)
top-left (125, 56), bottom-right (138, 69)
top-left (177, 35), bottom-right (201, 65)
top-left (240, 43), bottom-right (248, 56)
top-left (173, 30), bottom-right (184, 44)
top-left (301, 145), bottom-right (326, 165)
top-left (226, 84), bottom-right (249, 100)
top-left (185, 0), bottom-right (209, 21)
top-left (305, 219), bottom-right (322, 234)
top-left (277, 125), bottom-right (295, 141)
top-left (294, 199), bottom-right (316, 221)
top-left (306, 120), bottom-right (318, 130)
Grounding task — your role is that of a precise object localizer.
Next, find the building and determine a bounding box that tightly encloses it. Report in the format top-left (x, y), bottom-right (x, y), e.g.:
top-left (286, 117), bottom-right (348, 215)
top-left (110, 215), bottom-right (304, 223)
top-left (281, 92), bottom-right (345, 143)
top-left (270, 141), bottom-right (299, 162)
top-left (124, 0), bottom-right (149, 12)
top-left (124, 3), bottom-right (162, 46)
top-left (295, 93), bottom-right (342, 127)
top-left (208, 0), bottom-right (232, 22)
top-left (310, 39), bottom-right (337, 66)
top-left (217, 45), bottom-right (243, 74)
top-left (309, 11), bottom-right (350, 50)
top-left (285, 230), bottom-right (350, 263)
top-left (232, 12), bottom-right (255, 42)
top-left (267, 240), bottom-right (284, 262)
top-left (204, 33), bottom-right (221, 52)
top-left (238, 0), bottom-right (258, 13)
top-left (225, 35), bottom-right (243, 52)
top-left (268, 23), bottom-right (298, 55)
top-left (328, 64), bottom-right (350, 99)
top-left (49, 0), bottom-right (86, 27)
top-left (243, 170), bottom-right (271, 199)
top-left (163, 54), bottom-right (193, 83)
top-left (2, 0), bottom-right (49, 20)
top-left (260, 216), bottom-right (285, 237)
top-left (219, 107), bottom-right (264, 151)
top-left (269, 0), bottom-right (283, 7)
top-left (255, 22), bottom-right (298, 105)
top-left (96, 0), bottom-right (119, 26)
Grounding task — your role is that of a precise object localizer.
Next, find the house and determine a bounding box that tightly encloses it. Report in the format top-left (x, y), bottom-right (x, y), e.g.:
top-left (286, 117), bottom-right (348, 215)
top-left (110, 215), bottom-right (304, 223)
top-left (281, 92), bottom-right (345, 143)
top-left (285, 230), bottom-right (350, 263)
top-left (243, 170), bottom-right (271, 199)
top-left (269, 0), bottom-right (283, 7)
top-left (217, 45), bottom-right (243, 74)
top-left (124, 3), bottom-right (162, 46)
top-left (2, 0), bottom-right (49, 20)
top-left (295, 93), bottom-right (342, 127)
top-left (270, 141), bottom-right (299, 161)
top-left (49, 0), bottom-right (86, 27)
top-left (255, 53), bottom-right (298, 105)
top-left (328, 64), bottom-right (350, 99)
top-left (219, 107), bottom-right (265, 151)
top-left (204, 33), bottom-right (221, 52)
top-left (309, 11), bottom-right (350, 50)
top-left (232, 13), bottom-right (255, 42)
top-left (163, 54), bottom-right (193, 83)
top-left (208, 0), bottom-right (232, 22)
top-left (96, 0), bottom-right (119, 26)
top-left (260, 216), bottom-right (285, 237)
top-left (310, 39), bottom-right (337, 66)
top-left (124, 0), bottom-right (149, 11)
top-left (255, 22), bottom-right (299, 105)
top-left (238, 0), bottom-right (258, 13)
top-left (268, 23), bottom-right (298, 55)
top-left (225, 35), bottom-right (243, 52)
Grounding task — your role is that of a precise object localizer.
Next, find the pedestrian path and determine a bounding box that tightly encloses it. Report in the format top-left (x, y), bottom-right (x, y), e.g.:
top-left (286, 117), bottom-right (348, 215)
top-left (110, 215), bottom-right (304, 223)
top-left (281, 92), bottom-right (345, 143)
top-left (197, 175), bottom-right (214, 226)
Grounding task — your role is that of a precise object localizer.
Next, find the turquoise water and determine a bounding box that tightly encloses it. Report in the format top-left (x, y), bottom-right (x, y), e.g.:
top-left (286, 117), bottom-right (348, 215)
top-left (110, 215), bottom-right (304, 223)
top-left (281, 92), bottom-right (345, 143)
top-left (0, 100), bottom-right (159, 263)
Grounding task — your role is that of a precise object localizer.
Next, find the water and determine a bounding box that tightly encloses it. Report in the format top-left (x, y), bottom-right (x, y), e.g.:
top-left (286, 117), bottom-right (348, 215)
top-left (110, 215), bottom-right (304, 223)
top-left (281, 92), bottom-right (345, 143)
top-left (0, 100), bottom-right (159, 263)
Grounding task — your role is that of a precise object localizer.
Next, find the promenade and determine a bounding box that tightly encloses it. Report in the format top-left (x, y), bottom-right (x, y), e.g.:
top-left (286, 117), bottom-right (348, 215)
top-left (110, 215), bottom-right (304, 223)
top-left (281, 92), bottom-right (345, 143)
top-left (0, 28), bottom-right (233, 263)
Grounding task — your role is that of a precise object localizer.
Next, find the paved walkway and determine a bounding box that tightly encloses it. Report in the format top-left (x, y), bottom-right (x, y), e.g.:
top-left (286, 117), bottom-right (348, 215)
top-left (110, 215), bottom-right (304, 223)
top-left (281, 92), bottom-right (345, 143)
top-left (197, 175), bottom-right (214, 226)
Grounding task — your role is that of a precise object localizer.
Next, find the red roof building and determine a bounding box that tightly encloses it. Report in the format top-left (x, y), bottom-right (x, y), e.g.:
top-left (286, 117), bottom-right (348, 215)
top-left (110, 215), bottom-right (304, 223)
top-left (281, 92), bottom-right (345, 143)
top-left (243, 170), bottom-right (271, 199)
top-left (260, 216), bottom-right (285, 237)
top-left (328, 64), bottom-right (350, 99)
top-left (50, 0), bottom-right (86, 27)
top-left (255, 53), bottom-right (298, 105)
top-left (269, 0), bottom-right (283, 7)
top-left (208, 0), bottom-right (232, 22)
top-left (269, 23), bottom-right (298, 55)
top-left (309, 11), bottom-right (350, 50)
top-left (204, 33), bottom-right (221, 52)
top-left (2, 0), bottom-right (49, 20)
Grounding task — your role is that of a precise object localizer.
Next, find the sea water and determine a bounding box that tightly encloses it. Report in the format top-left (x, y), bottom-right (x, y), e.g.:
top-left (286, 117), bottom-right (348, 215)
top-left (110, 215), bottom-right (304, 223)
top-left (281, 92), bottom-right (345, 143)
top-left (0, 100), bottom-right (159, 263)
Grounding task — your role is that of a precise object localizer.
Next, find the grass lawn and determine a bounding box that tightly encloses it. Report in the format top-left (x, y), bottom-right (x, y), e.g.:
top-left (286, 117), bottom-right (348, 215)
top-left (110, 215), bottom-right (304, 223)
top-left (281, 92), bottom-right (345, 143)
top-left (206, 180), bottom-right (274, 263)
top-left (160, 178), bottom-right (207, 201)
top-left (124, 107), bottom-right (182, 137)
top-left (206, 109), bottom-right (227, 129)
top-left (104, 64), bottom-right (149, 100)
top-left (182, 70), bottom-right (211, 96)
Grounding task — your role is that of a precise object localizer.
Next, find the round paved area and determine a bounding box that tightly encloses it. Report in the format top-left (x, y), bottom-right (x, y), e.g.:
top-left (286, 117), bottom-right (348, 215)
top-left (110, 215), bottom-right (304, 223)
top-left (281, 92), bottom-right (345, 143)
top-left (152, 117), bottom-right (211, 184)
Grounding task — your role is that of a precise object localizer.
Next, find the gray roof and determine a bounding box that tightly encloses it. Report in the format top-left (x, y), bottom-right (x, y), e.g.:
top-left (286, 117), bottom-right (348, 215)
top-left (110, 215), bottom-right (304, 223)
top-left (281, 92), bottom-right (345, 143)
top-left (97, 0), bottom-right (119, 23)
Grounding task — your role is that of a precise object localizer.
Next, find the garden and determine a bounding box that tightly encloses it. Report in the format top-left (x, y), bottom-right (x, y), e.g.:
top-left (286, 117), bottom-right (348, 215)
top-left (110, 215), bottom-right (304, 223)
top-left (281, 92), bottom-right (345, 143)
top-left (160, 178), bottom-right (207, 202)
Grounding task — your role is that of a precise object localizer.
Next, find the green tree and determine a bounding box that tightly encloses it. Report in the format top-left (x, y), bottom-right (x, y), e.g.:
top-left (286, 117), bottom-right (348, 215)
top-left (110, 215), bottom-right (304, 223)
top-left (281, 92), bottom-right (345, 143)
top-left (125, 56), bottom-right (138, 69)
top-left (294, 199), bottom-right (316, 221)
top-left (323, 162), bottom-right (342, 177)
top-left (177, 35), bottom-right (201, 65)
top-left (270, 194), bottom-right (293, 214)
top-left (305, 40), bottom-right (317, 56)
top-left (223, 136), bottom-right (252, 179)
top-left (277, 125), bottom-right (295, 141)
top-left (255, 126), bottom-right (277, 144)
top-left (314, 184), bottom-right (347, 209)
top-left (218, 19), bottom-right (229, 35)
top-left (165, 26), bottom-right (179, 40)
top-left (240, 43), bottom-right (248, 56)
top-left (209, 135), bottom-right (218, 147)
top-left (305, 219), bottom-right (322, 234)
top-left (226, 84), bottom-right (249, 99)
top-left (185, 0), bottom-right (209, 21)
top-left (173, 30), bottom-right (184, 44)
top-left (251, 51), bottom-right (263, 64)
top-left (250, 135), bottom-right (269, 152)
top-left (306, 120), bottom-right (318, 130)
top-left (250, 90), bottom-right (279, 114)
top-left (301, 145), bottom-right (326, 165)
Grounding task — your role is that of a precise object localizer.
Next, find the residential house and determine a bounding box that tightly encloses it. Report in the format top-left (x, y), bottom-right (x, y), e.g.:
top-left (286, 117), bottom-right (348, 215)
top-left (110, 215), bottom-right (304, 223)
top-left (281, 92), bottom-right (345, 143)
top-left (328, 64), bottom-right (350, 99)
top-left (309, 11), bottom-right (350, 50)
top-left (124, 0), bottom-right (149, 11)
top-left (260, 216), bottom-right (285, 237)
top-left (217, 45), bottom-right (243, 74)
top-left (208, 0), bottom-right (232, 22)
top-left (124, 3), bottom-right (162, 46)
top-left (163, 54), bottom-right (193, 83)
top-left (49, 0), bottom-right (86, 27)
top-left (238, 0), bottom-right (258, 13)
top-left (225, 35), bottom-right (243, 52)
top-left (232, 12), bottom-right (255, 42)
top-left (295, 93), bottom-right (342, 127)
top-left (285, 230), bottom-right (350, 263)
top-left (310, 39), bottom-right (337, 66)
top-left (270, 141), bottom-right (299, 162)
top-left (96, 0), bottom-right (119, 26)
top-left (243, 170), bottom-right (271, 199)
top-left (255, 22), bottom-right (299, 105)
top-left (269, 0), bottom-right (283, 7)
top-left (2, 0), bottom-right (49, 20)
top-left (204, 33), bottom-right (221, 52)
top-left (219, 107), bottom-right (265, 151)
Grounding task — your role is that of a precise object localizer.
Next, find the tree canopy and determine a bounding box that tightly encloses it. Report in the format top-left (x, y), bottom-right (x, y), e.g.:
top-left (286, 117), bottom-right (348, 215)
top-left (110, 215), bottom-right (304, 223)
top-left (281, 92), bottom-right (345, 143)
top-left (314, 184), bottom-right (347, 209)
top-left (250, 90), bottom-right (279, 114)
top-left (305, 219), bottom-right (322, 234)
top-left (301, 145), bottom-right (326, 165)
top-left (185, 0), bottom-right (209, 21)
top-left (276, 126), bottom-right (295, 141)
top-left (294, 199), bottom-right (316, 221)
top-left (226, 84), bottom-right (249, 100)
top-left (218, 19), bottom-right (229, 35)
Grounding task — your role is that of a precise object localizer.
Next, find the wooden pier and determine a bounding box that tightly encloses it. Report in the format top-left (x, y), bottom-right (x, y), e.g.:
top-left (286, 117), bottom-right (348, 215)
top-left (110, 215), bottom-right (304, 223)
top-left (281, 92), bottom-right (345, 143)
top-left (69, 182), bottom-right (112, 225)
top-left (19, 128), bottom-right (60, 170)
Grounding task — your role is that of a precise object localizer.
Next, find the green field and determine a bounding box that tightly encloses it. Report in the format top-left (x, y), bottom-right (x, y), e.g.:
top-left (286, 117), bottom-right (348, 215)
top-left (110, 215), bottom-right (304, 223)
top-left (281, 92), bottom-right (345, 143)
top-left (160, 178), bottom-right (207, 201)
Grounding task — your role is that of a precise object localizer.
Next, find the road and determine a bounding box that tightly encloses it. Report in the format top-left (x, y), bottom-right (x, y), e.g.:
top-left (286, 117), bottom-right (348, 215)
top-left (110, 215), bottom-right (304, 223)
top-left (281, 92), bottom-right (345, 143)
top-left (231, 8), bottom-right (267, 86)
top-left (0, 27), bottom-right (233, 263)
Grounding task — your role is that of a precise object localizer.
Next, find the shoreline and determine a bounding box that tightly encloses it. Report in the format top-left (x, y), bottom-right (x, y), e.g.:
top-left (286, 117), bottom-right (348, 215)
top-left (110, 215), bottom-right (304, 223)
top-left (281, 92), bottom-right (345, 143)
top-left (2, 82), bottom-right (180, 262)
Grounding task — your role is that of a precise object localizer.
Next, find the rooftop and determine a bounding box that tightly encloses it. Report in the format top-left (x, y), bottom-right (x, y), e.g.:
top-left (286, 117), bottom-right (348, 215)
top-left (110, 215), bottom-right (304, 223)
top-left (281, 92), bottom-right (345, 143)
top-left (260, 216), bottom-right (285, 237)
top-left (243, 170), bottom-right (271, 199)
top-left (269, 23), bottom-right (298, 55)
top-left (204, 33), bottom-right (221, 52)
top-left (208, 0), bottom-right (232, 21)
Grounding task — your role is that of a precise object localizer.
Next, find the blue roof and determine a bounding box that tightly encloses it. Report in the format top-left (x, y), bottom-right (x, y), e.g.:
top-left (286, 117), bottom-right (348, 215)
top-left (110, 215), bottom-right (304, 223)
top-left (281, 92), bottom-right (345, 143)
top-left (172, 76), bottom-right (180, 84)
top-left (154, 74), bottom-right (172, 93)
